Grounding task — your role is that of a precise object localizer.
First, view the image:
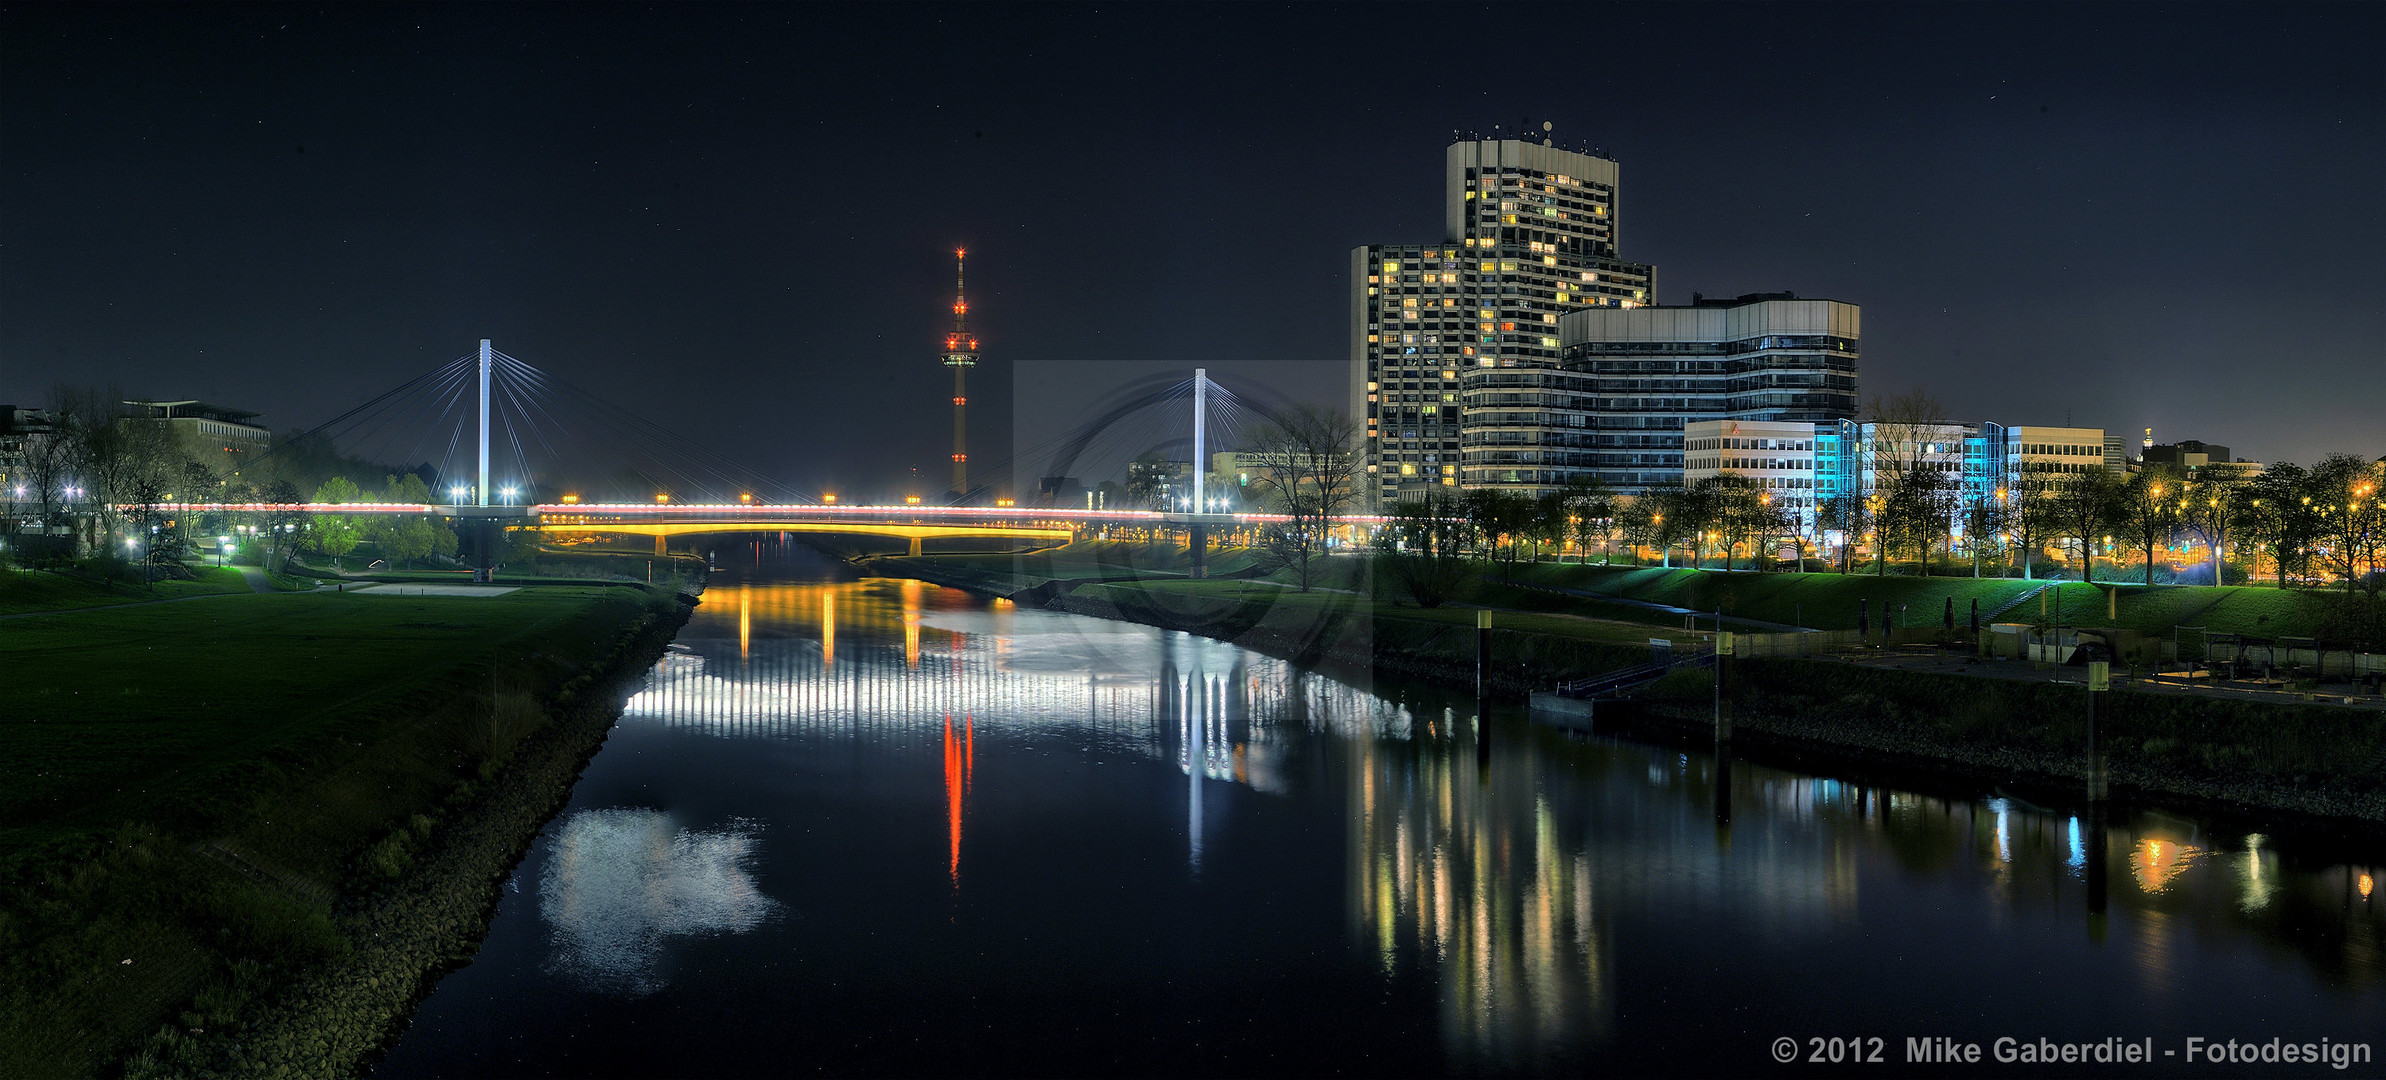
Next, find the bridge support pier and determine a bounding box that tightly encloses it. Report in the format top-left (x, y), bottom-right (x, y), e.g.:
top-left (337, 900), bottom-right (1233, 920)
top-left (456, 520), bottom-right (506, 583)
top-left (655, 534), bottom-right (667, 557)
top-left (908, 537), bottom-right (923, 557)
top-left (1188, 523), bottom-right (1207, 579)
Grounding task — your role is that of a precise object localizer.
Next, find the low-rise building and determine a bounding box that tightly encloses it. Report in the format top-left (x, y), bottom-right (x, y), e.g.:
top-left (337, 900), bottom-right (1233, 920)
top-left (124, 400), bottom-right (270, 480)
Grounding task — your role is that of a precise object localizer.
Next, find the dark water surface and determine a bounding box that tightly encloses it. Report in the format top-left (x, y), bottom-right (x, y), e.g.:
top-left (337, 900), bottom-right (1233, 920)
top-left (377, 548), bottom-right (2385, 1077)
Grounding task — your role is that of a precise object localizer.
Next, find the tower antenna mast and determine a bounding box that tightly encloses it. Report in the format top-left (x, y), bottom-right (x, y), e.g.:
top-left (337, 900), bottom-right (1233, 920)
top-left (943, 248), bottom-right (979, 499)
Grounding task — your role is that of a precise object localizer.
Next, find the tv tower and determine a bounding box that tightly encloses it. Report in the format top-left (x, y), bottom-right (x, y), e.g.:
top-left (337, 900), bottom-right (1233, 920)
top-left (942, 248), bottom-right (979, 499)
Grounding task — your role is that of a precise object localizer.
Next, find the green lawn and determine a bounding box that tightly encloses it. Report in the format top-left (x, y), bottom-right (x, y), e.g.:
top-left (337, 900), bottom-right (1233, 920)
top-left (0, 584), bottom-right (677, 1075)
top-left (2025, 582), bottom-right (2336, 639)
top-left (1502, 563), bottom-right (2046, 630)
top-left (1079, 577), bottom-right (1704, 648)
top-left (0, 565), bottom-right (254, 615)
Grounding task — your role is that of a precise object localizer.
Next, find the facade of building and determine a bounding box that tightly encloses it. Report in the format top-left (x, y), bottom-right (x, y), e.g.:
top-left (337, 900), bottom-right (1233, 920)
top-left (1696, 419), bottom-right (2131, 551)
top-left (1352, 138), bottom-right (1656, 506)
top-left (1681, 418), bottom-right (1825, 529)
top-left (124, 400), bottom-right (270, 479)
top-left (2001, 426), bottom-right (2117, 491)
top-left (2140, 438), bottom-right (2262, 480)
top-left (1534, 295), bottom-right (1860, 494)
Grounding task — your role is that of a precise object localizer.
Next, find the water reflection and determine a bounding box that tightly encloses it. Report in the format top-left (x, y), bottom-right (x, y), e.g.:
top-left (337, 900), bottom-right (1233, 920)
top-left (634, 569), bottom-right (2386, 1064)
top-left (943, 714), bottom-right (972, 889)
top-left (538, 809), bottom-right (777, 996)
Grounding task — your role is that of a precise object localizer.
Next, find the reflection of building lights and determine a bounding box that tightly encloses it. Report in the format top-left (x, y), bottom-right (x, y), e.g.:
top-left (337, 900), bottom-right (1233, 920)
top-left (2132, 837), bottom-right (2200, 893)
top-left (2363, 873), bottom-right (2375, 900)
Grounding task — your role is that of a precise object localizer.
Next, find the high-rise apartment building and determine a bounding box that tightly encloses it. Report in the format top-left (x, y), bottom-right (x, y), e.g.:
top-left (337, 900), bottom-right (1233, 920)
top-left (1352, 137), bottom-right (1655, 506)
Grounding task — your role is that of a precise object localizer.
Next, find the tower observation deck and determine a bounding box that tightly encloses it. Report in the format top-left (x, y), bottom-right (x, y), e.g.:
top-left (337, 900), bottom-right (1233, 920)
top-left (943, 248), bottom-right (979, 499)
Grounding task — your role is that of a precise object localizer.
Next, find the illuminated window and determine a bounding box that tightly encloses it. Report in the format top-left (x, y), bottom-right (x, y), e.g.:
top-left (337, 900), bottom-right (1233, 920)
top-left (1381, 260), bottom-right (1401, 273)
top-left (1499, 261), bottom-right (1517, 272)
top-left (1400, 464), bottom-right (1417, 476)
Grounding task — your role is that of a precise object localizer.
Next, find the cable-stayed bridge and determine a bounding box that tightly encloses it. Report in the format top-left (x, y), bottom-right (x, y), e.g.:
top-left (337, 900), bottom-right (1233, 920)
top-left (142, 341), bottom-right (1335, 572)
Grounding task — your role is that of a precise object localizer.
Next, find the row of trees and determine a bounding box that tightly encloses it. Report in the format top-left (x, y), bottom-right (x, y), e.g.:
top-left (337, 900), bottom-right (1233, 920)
top-left (308, 474), bottom-right (461, 569)
top-left (1967, 453), bottom-right (2386, 591)
top-left (4, 384), bottom-right (461, 577)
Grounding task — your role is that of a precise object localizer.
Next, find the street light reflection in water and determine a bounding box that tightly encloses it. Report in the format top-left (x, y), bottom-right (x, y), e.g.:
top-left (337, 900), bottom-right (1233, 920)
top-left (378, 561), bottom-right (2386, 1077)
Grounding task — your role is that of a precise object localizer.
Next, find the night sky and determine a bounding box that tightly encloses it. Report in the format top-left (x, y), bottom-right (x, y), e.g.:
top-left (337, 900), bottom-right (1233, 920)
top-left (3, 3), bottom-right (2379, 498)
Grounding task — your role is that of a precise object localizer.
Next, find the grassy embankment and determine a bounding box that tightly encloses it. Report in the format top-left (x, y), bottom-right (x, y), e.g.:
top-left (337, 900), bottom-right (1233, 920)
top-left (1705, 659), bottom-right (2386, 820)
top-left (290, 539), bottom-right (708, 591)
top-left (0, 575), bottom-right (690, 1076)
top-left (0, 565), bottom-right (258, 614)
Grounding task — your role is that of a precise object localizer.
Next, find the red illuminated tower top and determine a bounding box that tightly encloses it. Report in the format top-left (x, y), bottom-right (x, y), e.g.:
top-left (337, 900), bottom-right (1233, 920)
top-left (943, 248), bottom-right (978, 366)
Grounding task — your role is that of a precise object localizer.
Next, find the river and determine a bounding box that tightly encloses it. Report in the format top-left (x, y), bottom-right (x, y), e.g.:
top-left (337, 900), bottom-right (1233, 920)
top-left (376, 546), bottom-right (2386, 1076)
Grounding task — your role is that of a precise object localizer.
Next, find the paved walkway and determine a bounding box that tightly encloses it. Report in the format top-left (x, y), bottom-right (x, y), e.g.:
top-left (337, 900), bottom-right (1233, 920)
top-left (1495, 577), bottom-right (1810, 633)
top-left (343, 583), bottom-right (520, 597)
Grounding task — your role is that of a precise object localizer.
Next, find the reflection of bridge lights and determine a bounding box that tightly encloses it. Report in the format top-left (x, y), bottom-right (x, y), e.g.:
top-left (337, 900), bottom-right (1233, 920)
top-left (2363, 873), bottom-right (2375, 900)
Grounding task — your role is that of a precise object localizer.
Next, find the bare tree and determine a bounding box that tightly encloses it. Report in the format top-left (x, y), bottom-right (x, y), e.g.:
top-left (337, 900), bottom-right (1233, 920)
top-left (1377, 487), bottom-right (1473, 607)
top-left (1816, 490), bottom-right (1867, 574)
top-left (1616, 493), bottom-right (1663, 566)
top-left (2308, 453), bottom-right (2386, 595)
top-left (2238, 464), bottom-right (2316, 589)
top-left (55, 386), bottom-right (187, 559)
top-left (1563, 477), bottom-right (1617, 564)
top-left (2120, 467), bottom-right (2185, 585)
top-left (2177, 470), bottom-right (2246, 586)
top-left (1462, 487), bottom-right (1537, 579)
top-left (2004, 489), bottom-right (2043, 580)
top-left (15, 422), bottom-right (74, 547)
top-left (1861, 391), bottom-right (1961, 575)
top-left (2046, 470), bottom-right (2124, 583)
top-left (1243, 405), bottom-right (1358, 592)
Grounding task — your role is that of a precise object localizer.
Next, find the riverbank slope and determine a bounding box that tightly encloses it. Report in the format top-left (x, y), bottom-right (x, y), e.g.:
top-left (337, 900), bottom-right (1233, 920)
top-left (0, 580), bottom-right (694, 1076)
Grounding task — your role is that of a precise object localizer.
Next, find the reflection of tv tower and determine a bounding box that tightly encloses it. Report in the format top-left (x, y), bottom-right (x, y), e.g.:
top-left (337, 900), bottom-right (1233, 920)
top-left (942, 248), bottom-right (979, 499)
